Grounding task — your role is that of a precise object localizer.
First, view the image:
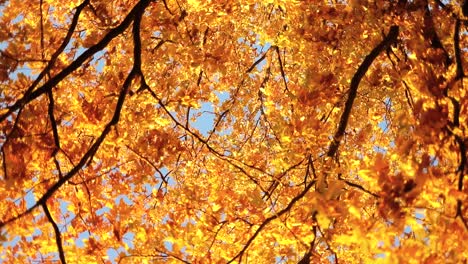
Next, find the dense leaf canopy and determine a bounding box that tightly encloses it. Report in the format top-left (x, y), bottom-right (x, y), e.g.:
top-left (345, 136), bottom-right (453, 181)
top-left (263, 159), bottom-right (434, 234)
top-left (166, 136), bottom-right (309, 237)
top-left (0, 0), bottom-right (467, 263)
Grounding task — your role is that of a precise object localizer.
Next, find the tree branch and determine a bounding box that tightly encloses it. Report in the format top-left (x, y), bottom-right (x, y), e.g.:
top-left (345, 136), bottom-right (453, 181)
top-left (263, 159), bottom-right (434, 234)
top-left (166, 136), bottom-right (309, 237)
top-left (274, 46), bottom-right (290, 93)
top-left (0, 0), bottom-right (152, 123)
top-left (327, 25), bottom-right (399, 157)
top-left (125, 145), bottom-right (168, 185)
top-left (141, 85), bottom-right (271, 194)
top-left (0, 0), bottom-right (152, 228)
top-left (297, 210), bottom-right (317, 264)
top-left (47, 90), bottom-right (60, 154)
top-left (246, 49), bottom-right (270, 73)
top-left (338, 175), bottom-right (379, 198)
top-left (48, 89), bottom-right (64, 178)
top-left (41, 202), bottom-right (66, 263)
top-left (227, 179), bottom-right (317, 263)
top-left (448, 18), bottom-right (467, 229)
top-left (454, 19), bottom-right (465, 80)
top-left (23, 0), bottom-right (90, 105)
top-left (454, 134), bottom-right (467, 229)
top-left (1, 108), bottom-right (24, 180)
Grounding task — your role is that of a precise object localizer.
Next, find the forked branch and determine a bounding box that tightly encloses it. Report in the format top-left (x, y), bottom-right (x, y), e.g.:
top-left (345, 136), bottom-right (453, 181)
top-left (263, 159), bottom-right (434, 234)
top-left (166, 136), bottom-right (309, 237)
top-left (227, 179), bottom-right (317, 263)
top-left (0, 0), bottom-right (152, 123)
top-left (0, 0), bottom-right (152, 228)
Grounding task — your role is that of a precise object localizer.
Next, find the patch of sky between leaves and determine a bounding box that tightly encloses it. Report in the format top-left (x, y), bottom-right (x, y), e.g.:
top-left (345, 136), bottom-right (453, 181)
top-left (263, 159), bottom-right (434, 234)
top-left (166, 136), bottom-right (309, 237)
top-left (373, 97), bottom-right (395, 153)
top-left (191, 39), bottom-right (269, 136)
top-left (191, 91), bottom-right (230, 136)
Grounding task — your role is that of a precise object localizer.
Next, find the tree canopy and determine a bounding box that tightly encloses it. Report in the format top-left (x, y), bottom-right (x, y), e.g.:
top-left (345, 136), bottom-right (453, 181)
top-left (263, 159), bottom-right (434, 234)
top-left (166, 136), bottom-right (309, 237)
top-left (0, 0), bottom-right (467, 263)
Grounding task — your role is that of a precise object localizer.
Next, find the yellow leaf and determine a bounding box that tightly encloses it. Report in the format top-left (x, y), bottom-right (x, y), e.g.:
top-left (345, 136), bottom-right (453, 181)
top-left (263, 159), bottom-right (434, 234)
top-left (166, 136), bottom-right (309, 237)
top-left (348, 206), bottom-right (361, 219)
top-left (212, 203), bottom-right (222, 212)
top-left (317, 213), bottom-right (331, 228)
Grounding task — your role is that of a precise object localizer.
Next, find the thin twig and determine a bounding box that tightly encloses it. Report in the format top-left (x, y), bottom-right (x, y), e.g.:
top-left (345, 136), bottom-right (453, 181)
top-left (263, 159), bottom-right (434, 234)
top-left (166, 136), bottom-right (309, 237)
top-left (227, 179), bottom-right (317, 263)
top-left (274, 46), bottom-right (290, 93)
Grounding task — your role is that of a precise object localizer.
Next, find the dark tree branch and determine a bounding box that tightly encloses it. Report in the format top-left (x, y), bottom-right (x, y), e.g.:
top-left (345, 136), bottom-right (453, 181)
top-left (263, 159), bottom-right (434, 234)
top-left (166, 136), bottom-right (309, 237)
top-left (263, 157), bottom-right (306, 201)
top-left (327, 25), bottom-right (399, 157)
top-left (196, 69), bottom-right (203, 86)
top-left (423, 2), bottom-right (451, 66)
top-left (447, 17), bottom-right (467, 230)
top-left (161, 0), bottom-right (174, 15)
top-left (1, 108), bottom-right (24, 180)
top-left (454, 134), bottom-right (467, 229)
top-left (456, 200), bottom-right (468, 230)
top-left (0, 50), bottom-right (48, 63)
top-left (339, 176), bottom-right (379, 198)
top-left (24, 0), bottom-right (90, 103)
top-left (47, 91), bottom-right (60, 155)
top-left (48, 89), bottom-right (64, 178)
top-left (246, 49), bottom-right (270, 73)
top-left (227, 179), bottom-right (317, 263)
top-left (205, 109), bottom-right (229, 143)
top-left (41, 202), bottom-right (66, 264)
top-left (224, 27), bottom-right (398, 264)
top-left (303, 154), bottom-right (317, 187)
top-left (454, 19), bottom-right (465, 80)
top-left (297, 189), bottom-right (317, 264)
top-left (137, 249), bottom-right (191, 264)
top-left (274, 46), bottom-right (290, 93)
top-left (42, 0), bottom-right (64, 177)
top-left (207, 221), bottom-right (227, 256)
top-left (0, 0), bottom-right (151, 123)
top-left (402, 81), bottom-right (415, 111)
top-left (0, 0), bottom-right (152, 228)
top-left (125, 145), bottom-right (168, 185)
top-left (39, 0), bottom-right (45, 60)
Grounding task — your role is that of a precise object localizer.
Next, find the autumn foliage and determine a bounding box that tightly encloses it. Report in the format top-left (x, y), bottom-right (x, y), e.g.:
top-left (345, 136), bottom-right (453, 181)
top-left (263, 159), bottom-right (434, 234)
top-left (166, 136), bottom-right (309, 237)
top-left (0, 0), bottom-right (467, 263)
